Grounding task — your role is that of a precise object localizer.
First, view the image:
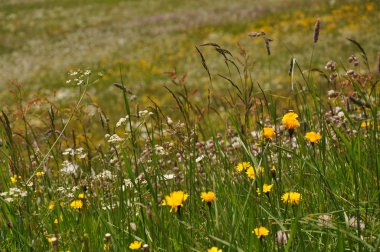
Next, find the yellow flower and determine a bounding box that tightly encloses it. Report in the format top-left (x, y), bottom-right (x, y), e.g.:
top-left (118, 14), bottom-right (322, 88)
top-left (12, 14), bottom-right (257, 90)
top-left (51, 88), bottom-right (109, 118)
top-left (54, 215), bottom-right (63, 224)
top-left (201, 191), bottom-right (216, 203)
top-left (235, 162), bottom-right (252, 173)
top-left (282, 112), bottom-right (300, 130)
top-left (10, 175), bottom-right (20, 184)
top-left (161, 191), bottom-right (189, 213)
top-left (246, 166), bottom-right (263, 179)
top-left (129, 241), bottom-right (142, 250)
top-left (253, 226), bottom-right (270, 238)
top-left (47, 236), bottom-right (57, 244)
top-left (366, 3), bottom-right (374, 11)
top-left (208, 247), bottom-right (222, 252)
top-left (361, 121), bottom-right (370, 128)
top-left (361, 121), bottom-right (380, 129)
top-left (36, 171), bottom-right (45, 177)
top-left (70, 200), bottom-right (83, 209)
top-left (263, 127), bottom-right (275, 140)
top-left (281, 192), bottom-right (302, 205)
top-left (78, 193), bottom-right (86, 199)
top-left (305, 132), bottom-right (321, 143)
top-left (103, 243), bottom-right (111, 251)
top-left (256, 184), bottom-right (273, 195)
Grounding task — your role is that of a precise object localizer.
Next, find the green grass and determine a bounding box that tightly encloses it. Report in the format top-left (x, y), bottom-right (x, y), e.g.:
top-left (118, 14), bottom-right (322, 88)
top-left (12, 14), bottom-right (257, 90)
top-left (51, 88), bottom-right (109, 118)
top-left (0, 0), bottom-right (380, 251)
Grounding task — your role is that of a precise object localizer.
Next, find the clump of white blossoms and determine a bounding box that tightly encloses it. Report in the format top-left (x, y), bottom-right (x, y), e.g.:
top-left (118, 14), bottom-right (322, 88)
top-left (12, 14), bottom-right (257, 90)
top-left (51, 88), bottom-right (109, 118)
top-left (106, 134), bottom-right (124, 143)
top-left (154, 145), bottom-right (166, 155)
top-left (138, 110), bottom-right (153, 118)
top-left (66, 68), bottom-right (103, 86)
top-left (116, 115), bottom-right (129, 128)
top-left (61, 160), bottom-right (79, 175)
top-left (62, 147), bottom-right (87, 159)
top-left (95, 170), bottom-right (116, 180)
top-left (0, 187), bottom-right (28, 202)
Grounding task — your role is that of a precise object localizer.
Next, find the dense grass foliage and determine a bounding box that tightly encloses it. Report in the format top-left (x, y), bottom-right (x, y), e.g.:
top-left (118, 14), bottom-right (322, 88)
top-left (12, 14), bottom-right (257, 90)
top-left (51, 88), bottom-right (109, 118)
top-left (1, 0), bottom-right (380, 251)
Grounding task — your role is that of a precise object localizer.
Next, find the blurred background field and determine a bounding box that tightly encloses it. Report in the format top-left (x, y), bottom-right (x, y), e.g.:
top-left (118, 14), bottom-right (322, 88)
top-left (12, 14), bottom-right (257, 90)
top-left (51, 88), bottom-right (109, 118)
top-left (0, 0), bottom-right (379, 119)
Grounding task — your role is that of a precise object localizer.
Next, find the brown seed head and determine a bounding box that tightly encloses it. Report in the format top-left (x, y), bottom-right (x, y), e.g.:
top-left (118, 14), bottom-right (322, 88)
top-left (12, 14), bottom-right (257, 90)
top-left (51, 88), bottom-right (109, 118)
top-left (314, 19), bottom-right (320, 43)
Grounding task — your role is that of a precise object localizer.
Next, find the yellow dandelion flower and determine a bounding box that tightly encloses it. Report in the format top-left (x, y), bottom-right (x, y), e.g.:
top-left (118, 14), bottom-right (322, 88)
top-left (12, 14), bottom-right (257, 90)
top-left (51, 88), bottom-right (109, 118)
top-left (10, 175), bottom-right (20, 184)
top-left (253, 226), bottom-right (270, 238)
top-left (78, 193), bottom-right (86, 199)
top-left (305, 132), bottom-right (321, 143)
top-left (201, 191), bottom-right (216, 203)
top-left (36, 171), bottom-right (45, 177)
top-left (70, 200), bottom-right (83, 209)
top-left (361, 121), bottom-right (370, 128)
top-left (263, 127), bottom-right (275, 140)
top-left (360, 121), bottom-right (378, 129)
top-left (281, 192), bottom-right (302, 205)
top-left (235, 162), bottom-right (252, 173)
top-left (282, 112), bottom-right (300, 130)
top-left (208, 247), bottom-right (222, 252)
top-left (54, 215), bottom-right (63, 224)
top-left (257, 184), bottom-right (273, 195)
top-left (246, 167), bottom-right (256, 179)
top-left (161, 191), bottom-right (189, 213)
top-left (129, 241), bottom-right (142, 250)
top-left (48, 201), bottom-right (55, 210)
top-left (103, 243), bottom-right (111, 251)
top-left (246, 166), bottom-right (263, 180)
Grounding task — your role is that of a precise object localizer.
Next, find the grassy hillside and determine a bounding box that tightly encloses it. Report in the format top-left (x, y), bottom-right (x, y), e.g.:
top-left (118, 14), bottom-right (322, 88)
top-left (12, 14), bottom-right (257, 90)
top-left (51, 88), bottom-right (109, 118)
top-left (0, 1), bottom-right (379, 251)
top-left (1, 0), bottom-right (379, 115)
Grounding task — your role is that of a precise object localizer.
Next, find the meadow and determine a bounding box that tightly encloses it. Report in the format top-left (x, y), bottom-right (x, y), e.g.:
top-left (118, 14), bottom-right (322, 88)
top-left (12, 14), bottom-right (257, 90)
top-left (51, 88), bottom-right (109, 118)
top-left (0, 0), bottom-right (380, 251)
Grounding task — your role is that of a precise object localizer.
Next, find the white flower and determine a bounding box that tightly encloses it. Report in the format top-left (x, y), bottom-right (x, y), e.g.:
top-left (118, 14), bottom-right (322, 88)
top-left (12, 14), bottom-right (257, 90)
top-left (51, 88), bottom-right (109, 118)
top-left (232, 141), bottom-right (240, 149)
top-left (57, 187), bottom-right (66, 193)
top-left (62, 148), bottom-right (74, 156)
top-left (61, 161), bottom-right (79, 175)
top-left (348, 217), bottom-right (365, 230)
top-left (154, 145), bottom-right (166, 155)
top-left (71, 186), bottom-right (79, 192)
top-left (250, 131), bottom-right (260, 138)
top-left (124, 179), bottom-right (133, 188)
top-left (163, 173), bottom-right (176, 180)
top-left (108, 134), bottom-right (124, 143)
top-left (116, 116), bottom-right (128, 128)
top-left (167, 117), bottom-right (173, 125)
top-left (337, 111), bottom-right (345, 118)
top-left (5, 198), bottom-right (14, 202)
top-left (84, 70), bottom-right (91, 76)
top-left (96, 170), bottom-right (115, 180)
top-left (9, 187), bottom-right (21, 196)
top-left (196, 155), bottom-right (205, 163)
top-left (138, 110), bottom-right (149, 117)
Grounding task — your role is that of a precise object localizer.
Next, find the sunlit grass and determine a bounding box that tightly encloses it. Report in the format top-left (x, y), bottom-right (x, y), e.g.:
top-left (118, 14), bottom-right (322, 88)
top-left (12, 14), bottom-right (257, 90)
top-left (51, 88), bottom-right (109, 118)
top-left (0, 0), bottom-right (380, 251)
